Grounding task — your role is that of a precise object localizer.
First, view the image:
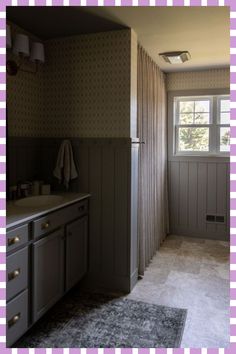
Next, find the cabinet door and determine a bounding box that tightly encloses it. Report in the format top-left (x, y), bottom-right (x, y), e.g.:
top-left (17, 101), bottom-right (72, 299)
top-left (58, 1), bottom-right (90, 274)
top-left (66, 216), bottom-right (88, 291)
top-left (32, 229), bottom-right (64, 322)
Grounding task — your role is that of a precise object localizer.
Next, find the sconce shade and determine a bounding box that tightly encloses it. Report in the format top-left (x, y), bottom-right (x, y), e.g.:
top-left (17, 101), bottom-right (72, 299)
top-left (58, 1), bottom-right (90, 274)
top-left (30, 42), bottom-right (45, 63)
top-left (13, 34), bottom-right (30, 57)
top-left (6, 25), bottom-right (12, 49)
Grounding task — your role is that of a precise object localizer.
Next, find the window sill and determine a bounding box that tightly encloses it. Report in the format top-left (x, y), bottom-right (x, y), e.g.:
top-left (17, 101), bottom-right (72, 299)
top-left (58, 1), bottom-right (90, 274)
top-left (174, 153), bottom-right (230, 158)
top-left (169, 154), bottom-right (230, 162)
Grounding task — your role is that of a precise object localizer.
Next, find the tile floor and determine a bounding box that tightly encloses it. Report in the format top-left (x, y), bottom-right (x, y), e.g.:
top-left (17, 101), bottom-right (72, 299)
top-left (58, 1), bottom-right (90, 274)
top-left (127, 235), bottom-right (229, 348)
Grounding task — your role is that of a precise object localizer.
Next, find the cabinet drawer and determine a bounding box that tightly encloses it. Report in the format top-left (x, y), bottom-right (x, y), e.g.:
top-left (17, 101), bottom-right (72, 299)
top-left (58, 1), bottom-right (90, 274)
top-left (68, 199), bottom-right (88, 219)
top-left (7, 225), bottom-right (28, 253)
top-left (7, 289), bottom-right (28, 347)
top-left (32, 199), bottom-right (88, 239)
top-left (7, 247), bottom-right (28, 302)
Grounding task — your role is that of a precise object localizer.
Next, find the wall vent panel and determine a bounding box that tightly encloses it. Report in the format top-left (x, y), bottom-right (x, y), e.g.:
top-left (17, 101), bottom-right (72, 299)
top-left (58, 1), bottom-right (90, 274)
top-left (206, 215), bottom-right (215, 222)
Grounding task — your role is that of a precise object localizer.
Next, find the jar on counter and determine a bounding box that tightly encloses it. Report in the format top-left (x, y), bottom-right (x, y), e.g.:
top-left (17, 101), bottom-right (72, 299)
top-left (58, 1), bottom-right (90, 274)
top-left (9, 185), bottom-right (17, 200)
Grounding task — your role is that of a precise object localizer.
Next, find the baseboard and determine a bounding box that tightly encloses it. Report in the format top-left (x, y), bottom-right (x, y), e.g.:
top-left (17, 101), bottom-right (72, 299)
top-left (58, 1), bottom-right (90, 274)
top-left (81, 269), bottom-right (138, 294)
top-left (169, 228), bottom-right (229, 241)
top-left (130, 268), bottom-right (138, 291)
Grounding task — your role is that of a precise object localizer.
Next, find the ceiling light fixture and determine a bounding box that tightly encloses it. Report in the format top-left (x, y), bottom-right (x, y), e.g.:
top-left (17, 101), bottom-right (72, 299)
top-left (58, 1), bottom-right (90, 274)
top-left (159, 51), bottom-right (191, 64)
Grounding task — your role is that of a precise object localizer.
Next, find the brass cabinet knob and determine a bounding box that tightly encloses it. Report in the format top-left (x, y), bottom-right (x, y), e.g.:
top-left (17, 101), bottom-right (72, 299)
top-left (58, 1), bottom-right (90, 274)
top-left (8, 268), bottom-right (20, 281)
top-left (8, 236), bottom-right (20, 246)
top-left (41, 221), bottom-right (50, 230)
top-left (8, 313), bottom-right (20, 328)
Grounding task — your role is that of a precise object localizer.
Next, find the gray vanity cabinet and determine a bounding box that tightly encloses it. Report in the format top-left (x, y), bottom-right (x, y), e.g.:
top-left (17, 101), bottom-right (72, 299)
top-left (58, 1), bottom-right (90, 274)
top-left (32, 228), bottom-right (64, 322)
top-left (6, 224), bottom-right (29, 347)
top-left (66, 216), bottom-right (88, 291)
top-left (7, 196), bottom-right (89, 346)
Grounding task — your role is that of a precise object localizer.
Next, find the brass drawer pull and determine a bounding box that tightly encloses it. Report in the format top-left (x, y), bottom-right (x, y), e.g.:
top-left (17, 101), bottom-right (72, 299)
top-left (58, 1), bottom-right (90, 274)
top-left (41, 221), bottom-right (50, 230)
top-left (8, 236), bottom-right (20, 246)
top-left (8, 313), bottom-right (20, 328)
top-left (8, 268), bottom-right (20, 281)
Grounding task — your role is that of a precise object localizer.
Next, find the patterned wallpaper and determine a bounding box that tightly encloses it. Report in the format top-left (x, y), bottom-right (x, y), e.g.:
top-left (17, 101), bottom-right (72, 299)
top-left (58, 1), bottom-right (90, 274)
top-left (7, 21), bottom-right (45, 137)
top-left (7, 25), bottom-right (137, 138)
top-left (41, 29), bottom-right (136, 138)
top-left (9, 23), bottom-right (228, 137)
top-left (130, 30), bottom-right (137, 138)
top-left (166, 68), bottom-right (230, 91)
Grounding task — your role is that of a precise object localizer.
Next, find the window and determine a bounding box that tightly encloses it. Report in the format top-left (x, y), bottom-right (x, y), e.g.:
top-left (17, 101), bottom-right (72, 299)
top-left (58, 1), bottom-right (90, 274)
top-left (174, 95), bottom-right (230, 155)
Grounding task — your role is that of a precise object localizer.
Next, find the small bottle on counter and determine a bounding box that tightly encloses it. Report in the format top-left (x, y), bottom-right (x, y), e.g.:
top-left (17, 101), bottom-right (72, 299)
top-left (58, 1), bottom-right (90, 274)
top-left (41, 184), bottom-right (51, 195)
top-left (17, 182), bottom-right (22, 199)
top-left (32, 180), bottom-right (44, 195)
top-left (9, 185), bottom-right (17, 200)
top-left (20, 183), bottom-right (29, 198)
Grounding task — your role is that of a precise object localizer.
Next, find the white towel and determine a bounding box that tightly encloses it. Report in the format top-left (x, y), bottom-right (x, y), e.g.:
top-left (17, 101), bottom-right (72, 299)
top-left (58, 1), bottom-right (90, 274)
top-left (53, 140), bottom-right (78, 189)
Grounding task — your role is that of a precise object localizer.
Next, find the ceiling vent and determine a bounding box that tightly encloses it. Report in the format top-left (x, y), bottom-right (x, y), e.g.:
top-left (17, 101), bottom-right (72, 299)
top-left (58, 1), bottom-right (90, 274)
top-left (159, 51), bottom-right (191, 64)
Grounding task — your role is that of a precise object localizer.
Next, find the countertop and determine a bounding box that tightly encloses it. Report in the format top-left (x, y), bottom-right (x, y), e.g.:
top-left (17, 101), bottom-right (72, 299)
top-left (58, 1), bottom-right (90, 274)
top-left (7, 192), bottom-right (91, 229)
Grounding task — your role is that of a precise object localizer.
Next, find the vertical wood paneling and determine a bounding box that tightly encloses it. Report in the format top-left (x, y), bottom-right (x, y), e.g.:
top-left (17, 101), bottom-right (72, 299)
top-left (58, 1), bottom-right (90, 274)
top-left (8, 141), bottom-right (17, 186)
top-left (130, 145), bottom-right (139, 275)
top-left (216, 163), bottom-right (227, 235)
top-left (114, 147), bottom-right (128, 277)
top-left (75, 145), bottom-right (89, 193)
top-left (88, 146), bottom-right (102, 274)
top-left (8, 137), bottom-right (139, 292)
top-left (9, 139), bottom-right (45, 186)
top-left (16, 146), bottom-right (29, 182)
top-left (197, 162), bottom-right (207, 234)
top-left (169, 159), bottom-right (229, 240)
top-left (188, 162), bottom-right (198, 230)
top-left (40, 144), bottom-right (56, 185)
top-left (101, 146), bottom-right (115, 275)
top-left (34, 145), bottom-right (42, 180)
top-left (226, 163), bottom-right (230, 234)
top-left (179, 162), bottom-right (188, 228)
top-left (206, 163), bottom-right (217, 234)
top-left (170, 162), bottom-right (180, 230)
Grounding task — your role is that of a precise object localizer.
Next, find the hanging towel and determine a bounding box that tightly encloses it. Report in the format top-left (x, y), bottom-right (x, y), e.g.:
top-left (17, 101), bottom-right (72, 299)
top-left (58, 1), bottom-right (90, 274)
top-left (53, 139), bottom-right (78, 189)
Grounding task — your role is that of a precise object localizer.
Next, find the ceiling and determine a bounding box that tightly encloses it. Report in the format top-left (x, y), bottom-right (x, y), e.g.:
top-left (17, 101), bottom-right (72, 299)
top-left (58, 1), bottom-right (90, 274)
top-left (7, 6), bottom-right (230, 73)
top-left (7, 7), bottom-right (127, 38)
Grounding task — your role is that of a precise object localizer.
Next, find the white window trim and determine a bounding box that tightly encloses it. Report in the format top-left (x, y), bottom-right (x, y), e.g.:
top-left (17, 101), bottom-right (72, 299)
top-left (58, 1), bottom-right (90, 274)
top-left (174, 94), bottom-right (230, 157)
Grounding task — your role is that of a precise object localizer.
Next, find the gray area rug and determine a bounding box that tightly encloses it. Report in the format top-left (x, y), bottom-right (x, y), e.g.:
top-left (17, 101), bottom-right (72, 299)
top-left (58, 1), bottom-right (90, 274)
top-left (16, 291), bottom-right (187, 348)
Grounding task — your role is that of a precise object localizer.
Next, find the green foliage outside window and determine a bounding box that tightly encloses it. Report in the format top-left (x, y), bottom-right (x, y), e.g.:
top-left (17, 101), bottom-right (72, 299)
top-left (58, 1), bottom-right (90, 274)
top-left (177, 98), bottom-right (230, 153)
top-left (179, 127), bottom-right (209, 151)
top-left (179, 100), bottom-right (210, 151)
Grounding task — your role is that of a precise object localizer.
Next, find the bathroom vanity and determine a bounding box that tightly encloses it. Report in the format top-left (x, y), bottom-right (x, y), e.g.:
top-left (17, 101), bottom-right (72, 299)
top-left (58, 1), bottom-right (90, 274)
top-left (6, 193), bottom-right (90, 347)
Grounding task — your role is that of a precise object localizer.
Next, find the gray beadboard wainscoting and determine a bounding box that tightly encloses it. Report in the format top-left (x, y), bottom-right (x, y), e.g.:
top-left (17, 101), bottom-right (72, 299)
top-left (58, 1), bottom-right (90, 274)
top-left (168, 89), bottom-right (230, 241)
top-left (8, 137), bottom-right (139, 293)
top-left (168, 159), bottom-right (229, 240)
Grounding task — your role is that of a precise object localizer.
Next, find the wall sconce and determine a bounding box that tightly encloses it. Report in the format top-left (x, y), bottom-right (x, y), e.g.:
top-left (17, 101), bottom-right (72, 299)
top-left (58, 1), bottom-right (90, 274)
top-left (13, 33), bottom-right (30, 57)
top-left (6, 24), bottom-right (12, 49)
top-left (6, 24), bottom-right (45, 76)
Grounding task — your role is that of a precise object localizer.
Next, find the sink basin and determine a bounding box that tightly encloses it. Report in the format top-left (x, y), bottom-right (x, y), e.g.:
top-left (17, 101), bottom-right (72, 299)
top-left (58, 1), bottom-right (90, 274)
top-left (14, 195), bottom-right (64, 208)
